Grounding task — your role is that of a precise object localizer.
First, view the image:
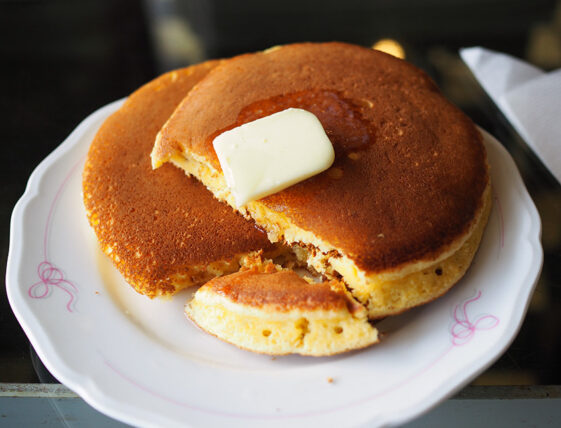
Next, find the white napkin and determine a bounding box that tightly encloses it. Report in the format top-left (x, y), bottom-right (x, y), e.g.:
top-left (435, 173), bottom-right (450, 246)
top-left (460, 46), bottom-right (561, 184)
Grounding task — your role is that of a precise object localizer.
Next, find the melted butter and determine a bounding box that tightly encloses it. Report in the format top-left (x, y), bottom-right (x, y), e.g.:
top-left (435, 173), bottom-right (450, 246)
top-left (213, 108), bottom-right (335, 207)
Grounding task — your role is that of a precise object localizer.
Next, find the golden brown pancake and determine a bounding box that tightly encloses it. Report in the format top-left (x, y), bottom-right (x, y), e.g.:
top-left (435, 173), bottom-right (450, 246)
top-left (83, 63), bottom-right (277, 297)
top-left (152, 42), bottom-right (491, 317)
top-left (186, 261), bottom-right (378, 356)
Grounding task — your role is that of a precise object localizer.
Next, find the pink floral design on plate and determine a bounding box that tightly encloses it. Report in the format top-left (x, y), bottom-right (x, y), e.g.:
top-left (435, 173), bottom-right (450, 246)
top-left (27, 159), bottom-right (82, 313)
top-left (28, 261), bottom-right (78, 312)
top-left (450, 290), bottom-right (499, 346)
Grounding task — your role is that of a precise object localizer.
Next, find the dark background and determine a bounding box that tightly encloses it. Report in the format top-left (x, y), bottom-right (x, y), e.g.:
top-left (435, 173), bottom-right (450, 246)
top-left (2, 0), bottom-right (561, 386)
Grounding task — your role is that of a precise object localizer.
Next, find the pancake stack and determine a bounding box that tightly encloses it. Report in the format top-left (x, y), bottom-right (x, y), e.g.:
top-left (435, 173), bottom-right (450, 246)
top-left (152, 42), bottom-right (491, 319)
top-left (85, 42), bottom-right (490, 355)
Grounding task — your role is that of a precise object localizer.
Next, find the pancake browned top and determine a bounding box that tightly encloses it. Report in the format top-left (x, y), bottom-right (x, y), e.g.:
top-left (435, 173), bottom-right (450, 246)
top-left (83, 63), bottom-right (273, 296)
top-left (153, 42), bottom-right (488, 273)
top-left (204, 266), bottom-right (363, 314)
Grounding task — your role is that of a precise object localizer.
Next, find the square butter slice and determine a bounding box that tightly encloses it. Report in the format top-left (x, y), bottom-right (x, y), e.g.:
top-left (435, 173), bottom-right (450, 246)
top-left (213, 108), bottom-right (335, 207)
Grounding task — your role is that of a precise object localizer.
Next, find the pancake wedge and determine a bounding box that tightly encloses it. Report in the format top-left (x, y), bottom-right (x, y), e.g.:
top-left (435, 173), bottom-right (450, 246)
top-left (152, 42), bottom-right (491, 317)
top-left (186, 262), bottom-right (378, 356)
top-left (83, 63), bottom-right (279, 297)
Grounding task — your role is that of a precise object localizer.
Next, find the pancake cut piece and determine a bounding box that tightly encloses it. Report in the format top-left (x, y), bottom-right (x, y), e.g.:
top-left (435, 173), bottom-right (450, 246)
top-left (83, 62), bottom-right (280, 298)
top-left (186, 262), bottom-right (378, 356)
top-left (152, 42), bottom-right (491, 318)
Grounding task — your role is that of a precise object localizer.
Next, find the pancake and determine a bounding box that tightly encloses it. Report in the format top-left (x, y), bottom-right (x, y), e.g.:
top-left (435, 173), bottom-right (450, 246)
top-left (186, 261), bottom-right (378, 356)
top-left (152, 42), bottom-right (491, 317)
top-left (83, 62), bottom-right (279, 298)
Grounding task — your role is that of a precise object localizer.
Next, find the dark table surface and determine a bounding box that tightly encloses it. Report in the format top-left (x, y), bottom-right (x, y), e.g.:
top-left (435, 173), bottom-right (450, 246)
top-left (2, 0), bottom-right (561, 390)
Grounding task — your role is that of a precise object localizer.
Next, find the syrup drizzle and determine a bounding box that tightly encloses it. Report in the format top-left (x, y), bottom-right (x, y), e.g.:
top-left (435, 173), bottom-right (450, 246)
top-left (211, 90), bottom-right (375, 155)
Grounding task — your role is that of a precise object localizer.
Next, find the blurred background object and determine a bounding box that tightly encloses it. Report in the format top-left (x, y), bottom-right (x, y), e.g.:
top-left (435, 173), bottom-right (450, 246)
top-left (143, 0), bottom-right (560, 72)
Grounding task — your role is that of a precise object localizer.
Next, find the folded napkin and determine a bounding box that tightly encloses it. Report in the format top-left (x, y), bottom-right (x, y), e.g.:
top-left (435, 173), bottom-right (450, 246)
top-left (460, 47), bottom-right (561, 184)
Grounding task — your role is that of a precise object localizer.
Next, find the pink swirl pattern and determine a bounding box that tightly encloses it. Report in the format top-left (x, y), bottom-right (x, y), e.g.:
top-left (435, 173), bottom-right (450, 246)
top-left (451, 290), bottom-right (499, 346)
top-left (27, 157), bottom-right (83, 313)
top-left (28, 261), bottom-right (78, 312)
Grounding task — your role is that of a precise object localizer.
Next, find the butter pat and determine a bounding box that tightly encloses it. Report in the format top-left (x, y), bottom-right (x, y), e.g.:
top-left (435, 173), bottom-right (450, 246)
top-left (213, 108), bottom-right (335, 207)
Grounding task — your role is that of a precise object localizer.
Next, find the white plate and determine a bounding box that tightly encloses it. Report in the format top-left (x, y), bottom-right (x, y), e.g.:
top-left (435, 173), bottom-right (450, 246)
top-left (7, 100), bottom-right (543, 428)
